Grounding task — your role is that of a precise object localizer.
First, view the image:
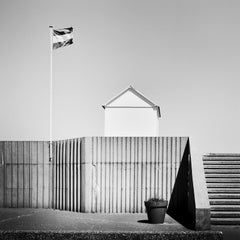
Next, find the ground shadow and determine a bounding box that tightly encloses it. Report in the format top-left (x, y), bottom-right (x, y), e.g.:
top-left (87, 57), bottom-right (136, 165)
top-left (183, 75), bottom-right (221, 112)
top-left (137, 220), bottom-right (150, 224)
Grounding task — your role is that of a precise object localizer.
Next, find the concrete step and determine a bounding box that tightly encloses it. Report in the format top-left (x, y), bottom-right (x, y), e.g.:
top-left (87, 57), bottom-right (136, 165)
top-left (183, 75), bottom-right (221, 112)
top-left (203, 160), bottom-right (240, 165)
top-left (207, 183), bottom-right (240, 188)
top-left (210, 199), bottom-right (240, 205)
top-left (211, 205), bottom-right (240, 211)
top-left (208, 194), bottom-right (240, 199)
top-left (206, 178), bottom-right (240, 183)
top-left (211, 211), bottom-right (240, 218)
top-left (211, 218), bottom-right (240, 225)
top-left (204, 165), bottom-right (240, 169)
top-left (205, 153), bottom-right (240, 157)
top-left (203, 156), bottom-right (240, 161)
top-left (205, 173), bottom-right (240, 178)
top-left (204, 169), bottom-right (240, 173)
top-left (208, 188), bottom-right (240, 194)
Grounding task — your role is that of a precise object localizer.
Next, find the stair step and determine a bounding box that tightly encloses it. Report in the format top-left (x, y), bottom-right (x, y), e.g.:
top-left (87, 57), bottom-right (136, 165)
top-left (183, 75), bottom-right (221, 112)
top-left (211, 218), bottom-right (240, 225)
top-left (210, 199), bottom-right (240, 205)
top-left (208, 188), bottom-right (240, 194)
top-left (205, 169), bottom-right (240, 173)
top-left (211, 211), bottom-right (240, 218)
top-left (211, 205), bottom-right (240, 211)
top-left (204, 153), bottom-right (240, 157)
top-left (204, 165), bottom-right (240, 169)
top-left (205, 173), bottom-right (240, 178)
top-left (209, 194), bottom-right (240, 199)
top-left (203, 161), bottom-right (240, 165)
top-left (206, 178), bottom-right (240, 183)
top-left (203, 156), bottom-right (240, 161)
top-left (207, 183), bottom-right (240, 188)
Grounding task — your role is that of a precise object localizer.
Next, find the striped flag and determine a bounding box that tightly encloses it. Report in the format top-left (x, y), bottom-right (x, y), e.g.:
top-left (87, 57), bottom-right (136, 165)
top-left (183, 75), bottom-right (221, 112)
top-left (52, 27), bottom-right (73, 50)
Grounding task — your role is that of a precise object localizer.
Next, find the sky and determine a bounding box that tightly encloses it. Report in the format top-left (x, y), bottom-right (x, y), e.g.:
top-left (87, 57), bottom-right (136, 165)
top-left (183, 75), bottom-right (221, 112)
top-left (0, 0), bottom-right (240, 156)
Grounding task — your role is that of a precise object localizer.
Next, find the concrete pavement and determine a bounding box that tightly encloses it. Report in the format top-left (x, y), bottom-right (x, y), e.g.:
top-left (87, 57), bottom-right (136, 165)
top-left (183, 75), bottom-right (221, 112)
top-left (0, 208), bottom-right (222, 239)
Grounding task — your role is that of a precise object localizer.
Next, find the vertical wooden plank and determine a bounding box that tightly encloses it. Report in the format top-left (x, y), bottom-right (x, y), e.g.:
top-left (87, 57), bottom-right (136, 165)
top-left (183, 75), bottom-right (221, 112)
top-left (146, 137), bottom-right (151, 201)
top-left (133, 137), bottom-right (137, 213)
top-left (109, 137), bottom-right (113, 213)
top-left (37, 141), bottom-right (43, 208)
top-left (48, 141), bottom-right (52, 208)
top-left (118, 137), bottom-right (126, 213)
top-left (155, 137), bottom-right (158, 200)
top-left (17, 141), bottom-right (24, 207)
top-left (56, 141), bottom-right (59, 209)
top-left (53, 141), bottom-right (57, 209)
top-left (125, 137), bottom-right (129, 212)
top-left (112, 137), bottom-right (117, 213)
top-left (132, 137), bottom-right (136, 212)
top-left (130, 137), bottom-right (134, 212)
top-left (65, 140), bottom-right (69, 211)
top-left (31, 142), bottom-right (38, 208)
top-left (0, 142), bottom-right (4, 207)
top-left (29, 142), bottom-right (32, 208)
top-left (150, 138), bottom-right (155, 199)
top-left (139, 138), bottom-right (144, 212)
top-left (134, 137), bottom-right (138, 212)
top-left (155, 138), bottom-right (159, 199)
top-left (177, 137), bottom-right (181, 174)
top-left (171, 137), bottom-right (176, 193)
top-left (77, 138), bottom-right (81, 212)
top-left (70, 139), bottom-right (74, 211)
top-left (43, 142), bottom-right (49, 208)
top-left (91, 138), bottom-right (95, 212)
top-left (105, 138), bottom-right (110, 213)
top-left (59, 141), bottom-right (63, 210)
top-left (56, 141), bottom-right (60, 209)
top-left (11, 142), bottom-right (17, 208)
top-left (73, 138), bottom-right (77, 212)
top-left (94, 137), bottom-right (98, 213)
top-left (52, 141), bottom-right (56, 209)
top-left (159, 138), bottom-right (163, 199)
top-left (137, 138), bottom-right (141, 213)
top-left (62, 141), bottom-right (66, 210)
top-left (142, 138), bottom-right (146, 209)
top-left (101, 137), bottom-right (105, 212)
top-left (23, 142), bottom-right (30, 207)
top-left (167, 137), bottom-right (171, 200)
top-left (96, 137), bottom-right (101, 213)
top-left (162, 137), bottom-right (167, 200)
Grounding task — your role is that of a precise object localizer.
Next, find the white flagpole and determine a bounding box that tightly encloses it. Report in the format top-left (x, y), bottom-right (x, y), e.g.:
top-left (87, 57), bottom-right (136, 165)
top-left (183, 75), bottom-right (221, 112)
top-left (49, 26), bottom-right (53, 161)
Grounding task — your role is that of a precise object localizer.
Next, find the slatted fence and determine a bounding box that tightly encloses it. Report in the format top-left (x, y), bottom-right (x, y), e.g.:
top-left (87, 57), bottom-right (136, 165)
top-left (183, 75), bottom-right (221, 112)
top-left (81, 137), bottom-right (188, 213)
top-left (0, 137), bottom-right (189, 213)
top-left (0, 141), bottom-right (51, 208)
top-left (52, 139), bottom-right (81, 211)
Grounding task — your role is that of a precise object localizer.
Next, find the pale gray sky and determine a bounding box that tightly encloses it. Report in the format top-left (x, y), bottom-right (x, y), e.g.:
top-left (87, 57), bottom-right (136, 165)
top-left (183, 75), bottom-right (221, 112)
top-left (0, 0), bottom-right (240, 156)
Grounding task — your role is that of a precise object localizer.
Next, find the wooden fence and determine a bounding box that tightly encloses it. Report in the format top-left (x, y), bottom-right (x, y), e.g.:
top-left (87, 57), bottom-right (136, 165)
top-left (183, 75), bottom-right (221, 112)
top-left (52, 139), bottom-right (81, 211)
top-left (0, 137), bottom-right (188, 213)
top-left (81, 137), bottom-right (188, 213)
top-left (0, 141), bottom-right (51, 208)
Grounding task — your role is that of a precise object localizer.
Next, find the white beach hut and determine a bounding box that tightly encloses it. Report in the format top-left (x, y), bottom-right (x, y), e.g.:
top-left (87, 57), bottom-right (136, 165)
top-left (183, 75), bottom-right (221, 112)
top-left (102, 86), bottom-right (161, 136)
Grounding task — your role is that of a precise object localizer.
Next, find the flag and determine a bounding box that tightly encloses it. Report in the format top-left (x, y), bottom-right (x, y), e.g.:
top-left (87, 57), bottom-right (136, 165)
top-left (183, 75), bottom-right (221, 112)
top-left (52, 27), bottom-right (73, 50)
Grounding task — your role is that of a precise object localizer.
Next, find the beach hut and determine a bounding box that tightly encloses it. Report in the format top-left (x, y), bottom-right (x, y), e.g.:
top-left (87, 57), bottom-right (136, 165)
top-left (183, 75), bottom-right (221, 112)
top-left (102, 86), bottom-right (161, 136)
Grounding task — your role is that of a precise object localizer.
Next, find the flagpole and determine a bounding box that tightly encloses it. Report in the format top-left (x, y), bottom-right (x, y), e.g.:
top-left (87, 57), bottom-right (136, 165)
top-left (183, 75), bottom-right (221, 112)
top-left (49, 26), bottom-right (53, 161)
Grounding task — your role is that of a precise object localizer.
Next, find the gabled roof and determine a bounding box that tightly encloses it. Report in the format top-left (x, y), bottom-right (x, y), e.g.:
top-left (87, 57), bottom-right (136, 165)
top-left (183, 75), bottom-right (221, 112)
top-left (102, 86), bottom-right (161, 118)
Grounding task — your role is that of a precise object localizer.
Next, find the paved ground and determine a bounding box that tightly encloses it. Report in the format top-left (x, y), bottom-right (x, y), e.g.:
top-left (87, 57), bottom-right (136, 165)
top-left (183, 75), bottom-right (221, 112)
top-left (0, 208), bottom-right (187, 232)
top-left (212, 226), bottom-right (240, 240)
top-left (0, 208), bottom-right (223, 240)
